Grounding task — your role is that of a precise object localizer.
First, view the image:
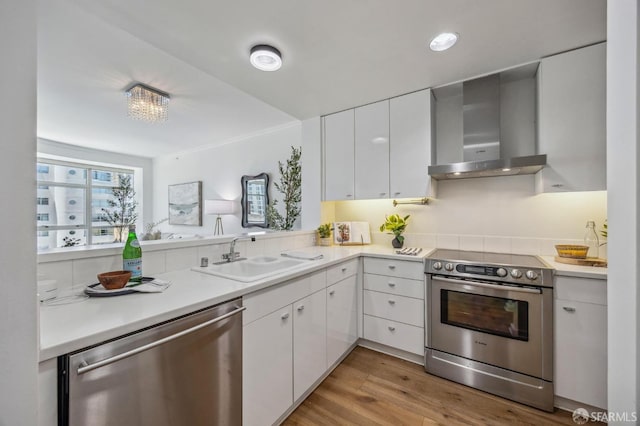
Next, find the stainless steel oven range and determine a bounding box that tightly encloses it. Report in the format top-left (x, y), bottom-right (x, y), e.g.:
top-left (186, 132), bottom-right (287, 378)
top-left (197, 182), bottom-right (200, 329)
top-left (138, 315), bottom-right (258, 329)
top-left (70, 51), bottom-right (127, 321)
top-left (425, 249), bottom-right (555, 412)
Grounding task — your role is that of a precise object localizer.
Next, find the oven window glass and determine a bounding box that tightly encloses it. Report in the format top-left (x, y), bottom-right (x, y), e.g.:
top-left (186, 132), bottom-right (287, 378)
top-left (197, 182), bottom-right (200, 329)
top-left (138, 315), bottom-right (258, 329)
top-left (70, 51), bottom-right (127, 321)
top-left (441, 290), bottom-right (529, 341)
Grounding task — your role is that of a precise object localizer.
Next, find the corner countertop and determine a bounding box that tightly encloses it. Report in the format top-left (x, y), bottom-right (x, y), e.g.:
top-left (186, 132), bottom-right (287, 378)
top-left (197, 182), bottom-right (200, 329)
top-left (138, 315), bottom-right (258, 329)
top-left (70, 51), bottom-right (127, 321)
top-left (39, 245), bottom-right (434, 361)
top-left (540, 256), bottom-right (607, 280)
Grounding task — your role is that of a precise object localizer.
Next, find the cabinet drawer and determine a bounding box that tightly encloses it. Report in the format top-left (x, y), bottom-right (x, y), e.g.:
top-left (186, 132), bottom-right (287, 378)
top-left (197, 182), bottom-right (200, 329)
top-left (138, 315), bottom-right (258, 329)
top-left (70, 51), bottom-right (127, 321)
top-left (364, 315), bottom-right (424, 355)
top-left (326, 259), bottom-right (359, 285)
top-left (363, 257), bottom-right (424, 280)
top-left (364, 273), bottom-right (423, 299)
top-left (243, 270), bottom-right (326, 325)
top-left (555, 276), bottom-right (606, 305)
top-left (363, 290), bottom-right (423, 327)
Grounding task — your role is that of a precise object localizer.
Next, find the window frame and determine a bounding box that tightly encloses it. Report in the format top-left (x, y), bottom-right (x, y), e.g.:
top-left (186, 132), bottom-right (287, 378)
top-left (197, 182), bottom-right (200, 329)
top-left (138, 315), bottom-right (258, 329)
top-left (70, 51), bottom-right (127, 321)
top-left (36, 158), bottom-right (135, 248)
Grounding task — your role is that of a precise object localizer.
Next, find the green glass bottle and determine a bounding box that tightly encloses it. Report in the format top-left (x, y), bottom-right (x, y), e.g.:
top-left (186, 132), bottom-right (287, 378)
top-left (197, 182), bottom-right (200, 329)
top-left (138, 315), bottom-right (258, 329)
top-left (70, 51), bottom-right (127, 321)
top-left (123, 227), bottom-right (142, 282)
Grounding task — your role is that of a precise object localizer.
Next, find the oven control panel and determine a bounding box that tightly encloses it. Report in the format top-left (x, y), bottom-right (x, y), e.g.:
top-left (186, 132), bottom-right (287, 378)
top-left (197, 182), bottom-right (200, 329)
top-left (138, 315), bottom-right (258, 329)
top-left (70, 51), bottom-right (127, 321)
top-left (427, 260), bottom-right (552, 287)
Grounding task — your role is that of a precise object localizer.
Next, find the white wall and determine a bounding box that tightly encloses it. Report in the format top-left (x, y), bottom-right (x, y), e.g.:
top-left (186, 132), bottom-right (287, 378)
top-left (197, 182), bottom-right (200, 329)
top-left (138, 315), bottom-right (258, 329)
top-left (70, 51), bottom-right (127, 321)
top-left (37, 138), bottom-right (154, 228)
top-left (329, 175), bottom-right (607, 254)
top-left (153, 123), bottom-right (302, 236)
top-left (0, 1), bottom-right (38, 424)
top-left (607, 0), bottom-right (639, 421)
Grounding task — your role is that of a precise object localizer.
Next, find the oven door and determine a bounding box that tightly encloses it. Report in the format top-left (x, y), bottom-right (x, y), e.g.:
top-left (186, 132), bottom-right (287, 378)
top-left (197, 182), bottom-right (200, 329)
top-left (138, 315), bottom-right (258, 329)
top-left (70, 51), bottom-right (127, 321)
top-left (428, 275), bottom-right (551, 380)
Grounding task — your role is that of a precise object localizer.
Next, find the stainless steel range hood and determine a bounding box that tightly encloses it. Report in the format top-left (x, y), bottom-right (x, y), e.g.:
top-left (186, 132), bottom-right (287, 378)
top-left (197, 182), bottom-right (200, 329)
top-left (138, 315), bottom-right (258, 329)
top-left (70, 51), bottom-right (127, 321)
top-left (429, 64), bottom-right (546, 180)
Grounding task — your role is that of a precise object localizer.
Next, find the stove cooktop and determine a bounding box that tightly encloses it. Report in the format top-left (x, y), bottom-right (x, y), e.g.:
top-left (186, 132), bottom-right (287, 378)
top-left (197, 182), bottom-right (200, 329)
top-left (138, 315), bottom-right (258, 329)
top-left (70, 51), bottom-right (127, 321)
top-left (427, 249), bottom-right (548, 269)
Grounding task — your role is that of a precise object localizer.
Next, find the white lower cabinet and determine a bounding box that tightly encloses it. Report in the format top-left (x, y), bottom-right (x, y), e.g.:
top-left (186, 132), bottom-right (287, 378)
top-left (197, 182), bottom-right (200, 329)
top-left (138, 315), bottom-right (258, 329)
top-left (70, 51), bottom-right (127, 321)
top-left (554, 276), bottom-right (607, 410)
top-left (243, 305), bottom-right (293, 426)
top-left (243, 261), bottom-right (358, 425)
top-left (326, 274), bottom-right (358, 367)
top-left (293, 290), bottom-right (327, 401)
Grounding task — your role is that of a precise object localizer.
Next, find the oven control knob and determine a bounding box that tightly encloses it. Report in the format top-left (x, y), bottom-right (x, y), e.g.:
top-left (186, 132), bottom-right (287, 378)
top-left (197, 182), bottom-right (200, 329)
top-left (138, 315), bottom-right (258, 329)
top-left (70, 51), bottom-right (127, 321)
top-left (496, 268), bottom-right (508, 277)
top-left (432, 261), bottom-right (443, 270)
top-left (510, 269), bottom-right (523, 279)
top-left (526, 270), bottom-right (539, 280)
top-left (444, 263), bottom-right (454, 271)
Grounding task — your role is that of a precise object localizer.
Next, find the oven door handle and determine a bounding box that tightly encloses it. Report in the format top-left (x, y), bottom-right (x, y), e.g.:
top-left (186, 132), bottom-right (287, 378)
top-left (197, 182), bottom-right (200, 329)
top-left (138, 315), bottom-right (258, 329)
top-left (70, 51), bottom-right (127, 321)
top-left (433, 276), bottom-right (542, 295)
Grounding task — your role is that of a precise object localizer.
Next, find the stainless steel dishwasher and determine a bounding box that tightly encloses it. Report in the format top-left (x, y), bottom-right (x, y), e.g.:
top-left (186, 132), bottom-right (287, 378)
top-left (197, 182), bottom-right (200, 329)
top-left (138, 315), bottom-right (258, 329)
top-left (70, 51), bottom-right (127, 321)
top-left (58, 298), bottom-right (244, 426)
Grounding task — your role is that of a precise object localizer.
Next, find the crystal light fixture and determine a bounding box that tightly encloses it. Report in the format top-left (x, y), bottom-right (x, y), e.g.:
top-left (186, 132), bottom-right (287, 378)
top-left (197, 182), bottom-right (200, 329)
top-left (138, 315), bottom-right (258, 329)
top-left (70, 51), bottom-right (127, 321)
top-left (125, 83), bottom-right (170, 123)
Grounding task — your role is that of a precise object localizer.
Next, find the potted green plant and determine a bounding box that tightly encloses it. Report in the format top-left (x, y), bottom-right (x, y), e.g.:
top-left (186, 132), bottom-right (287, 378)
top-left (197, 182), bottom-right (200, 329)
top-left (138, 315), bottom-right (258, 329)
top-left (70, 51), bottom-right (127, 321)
top-left (379, 214), bottom-right (410, 248)
top-left (317, 223), bottom-right (333, 246)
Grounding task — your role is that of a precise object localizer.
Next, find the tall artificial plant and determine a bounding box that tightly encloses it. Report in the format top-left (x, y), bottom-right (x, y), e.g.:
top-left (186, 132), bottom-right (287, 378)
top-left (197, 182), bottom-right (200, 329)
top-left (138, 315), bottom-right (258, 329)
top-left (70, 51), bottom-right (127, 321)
top-left (102, 174), bottom-right (138, 242)
top-left (267, 146), bottom-right (302, 231)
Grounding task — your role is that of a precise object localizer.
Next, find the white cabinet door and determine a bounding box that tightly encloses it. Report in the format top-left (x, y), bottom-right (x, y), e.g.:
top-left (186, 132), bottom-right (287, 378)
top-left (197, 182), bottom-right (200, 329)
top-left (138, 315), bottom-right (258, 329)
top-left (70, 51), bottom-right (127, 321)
top-left (243, 306), bottom-right (293, 426)
top-left (390, 89), bottom-right (435, 198)
top-left (326, 275), bottom-right (358, 366)
top-left (537, 43), bottom-right (606, 192)
top-left (293, 290), bottom-right (327, 401)
top-left (355, 100), bottom-right (390, 199)
top-left (323, 109), bottom-right (355, 201)
top-left (554, 299), bottom-right (607, 409)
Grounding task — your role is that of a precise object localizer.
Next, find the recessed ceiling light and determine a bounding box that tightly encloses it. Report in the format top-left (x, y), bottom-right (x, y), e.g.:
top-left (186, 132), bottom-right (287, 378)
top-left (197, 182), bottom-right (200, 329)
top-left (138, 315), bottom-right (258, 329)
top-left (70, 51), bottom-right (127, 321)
top-left (429, 32), bottom-right (459, 52)
top-left (502, 168), bottom-right (511, 172)
top-left (250, 45), bottom-right (282, 71)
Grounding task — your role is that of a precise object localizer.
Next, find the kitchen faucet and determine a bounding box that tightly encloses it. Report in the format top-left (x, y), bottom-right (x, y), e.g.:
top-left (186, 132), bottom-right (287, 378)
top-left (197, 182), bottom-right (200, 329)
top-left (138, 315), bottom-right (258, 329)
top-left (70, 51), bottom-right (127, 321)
top-left (222, 235), bottom-right (256, 262)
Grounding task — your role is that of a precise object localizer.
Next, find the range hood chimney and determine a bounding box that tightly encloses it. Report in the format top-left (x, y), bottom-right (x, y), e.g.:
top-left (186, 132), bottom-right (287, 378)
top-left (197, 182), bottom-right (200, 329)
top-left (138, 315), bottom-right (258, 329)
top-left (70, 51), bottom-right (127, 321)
top-left (428, 64), bottom-right (546, 180)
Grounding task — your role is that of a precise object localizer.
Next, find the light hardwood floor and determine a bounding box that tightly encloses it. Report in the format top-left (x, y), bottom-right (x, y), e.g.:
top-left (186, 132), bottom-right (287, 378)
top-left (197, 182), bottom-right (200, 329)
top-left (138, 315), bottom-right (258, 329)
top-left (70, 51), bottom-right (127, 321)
top-left (284, 347), bottom-right (595, 426)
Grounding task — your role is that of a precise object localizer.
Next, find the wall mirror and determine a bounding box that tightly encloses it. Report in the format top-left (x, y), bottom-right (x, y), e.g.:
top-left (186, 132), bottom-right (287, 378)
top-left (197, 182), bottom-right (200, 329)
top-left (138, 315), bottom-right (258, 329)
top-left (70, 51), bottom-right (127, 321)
top-left (241, 173), bottom-right (270, 228)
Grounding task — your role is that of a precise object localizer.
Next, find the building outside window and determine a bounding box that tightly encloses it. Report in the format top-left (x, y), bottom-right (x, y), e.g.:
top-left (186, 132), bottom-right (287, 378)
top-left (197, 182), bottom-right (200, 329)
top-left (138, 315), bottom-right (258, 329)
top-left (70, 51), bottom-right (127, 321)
top-left (36, 159), bottom-right (135, 250)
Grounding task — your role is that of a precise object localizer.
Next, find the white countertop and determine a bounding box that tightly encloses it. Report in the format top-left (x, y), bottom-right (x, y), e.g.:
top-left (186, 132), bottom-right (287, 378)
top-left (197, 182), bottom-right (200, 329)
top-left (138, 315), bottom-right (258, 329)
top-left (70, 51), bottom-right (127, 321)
top-left (541, 255), bottom-right (608, 279)
top-left (39, 245), bottom-right (606, 361)
top-left (39, 245), bottom-right (433, 361)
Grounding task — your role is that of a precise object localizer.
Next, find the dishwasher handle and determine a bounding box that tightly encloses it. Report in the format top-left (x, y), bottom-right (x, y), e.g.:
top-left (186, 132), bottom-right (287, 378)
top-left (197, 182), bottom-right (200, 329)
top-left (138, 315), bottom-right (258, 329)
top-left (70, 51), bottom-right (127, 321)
top-left (77, 306), bottom-right (246, 375)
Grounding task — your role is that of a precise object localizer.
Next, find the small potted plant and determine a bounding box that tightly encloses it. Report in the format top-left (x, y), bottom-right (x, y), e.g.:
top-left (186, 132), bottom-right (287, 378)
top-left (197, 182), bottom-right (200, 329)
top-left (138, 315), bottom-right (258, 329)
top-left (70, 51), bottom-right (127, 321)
top-left (379, 214), bottom-right (410, 248)
top-left (317, 223), bottom-right (333, 246)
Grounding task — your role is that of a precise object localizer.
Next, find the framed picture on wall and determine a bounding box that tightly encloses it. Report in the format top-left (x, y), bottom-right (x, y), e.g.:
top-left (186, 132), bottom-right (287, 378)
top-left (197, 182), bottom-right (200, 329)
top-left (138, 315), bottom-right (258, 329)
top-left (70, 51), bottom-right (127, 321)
top-left (168, 181), bottom-right (202, 226)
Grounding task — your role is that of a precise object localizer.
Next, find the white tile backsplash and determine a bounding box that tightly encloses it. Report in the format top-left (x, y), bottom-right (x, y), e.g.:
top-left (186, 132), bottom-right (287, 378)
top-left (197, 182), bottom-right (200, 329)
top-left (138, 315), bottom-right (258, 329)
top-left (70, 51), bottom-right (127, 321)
top-left (245, 239), bottom-right (265, 257)
top-left (143, 251), bottom-right (166, 276)
top-left (164, 247), bottom-right (198, 272)
top-left (197, 244), bottom-right (225, 265)
top-left (511, 238), bottom-right (541, 255)
top-left (436, 234), bottom-right (460, 250)
top-left (483, 236), bottom-right (512, 254)
top-left (460, 235), bottom-right (484, 252)
top-left (72, 256), bottom-right (121, 286)
top-left (38, 261), bottom-right (73, 291)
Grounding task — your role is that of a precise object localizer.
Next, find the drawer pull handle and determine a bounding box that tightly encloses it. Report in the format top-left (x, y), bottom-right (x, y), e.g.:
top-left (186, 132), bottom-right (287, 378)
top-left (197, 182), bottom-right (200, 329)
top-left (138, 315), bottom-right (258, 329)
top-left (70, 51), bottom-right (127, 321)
top-left (388, 299), bottom-right (396, 305)
top-left (281, 312), bottom-right (290, 320)
top-left (297, 305), bottom-right (305, 312)
top-left (388, 265), bottom-right (396, 269)
top-left (563, 306), bottom-right (576, 313)
top-left (329, 290), bottom-right (335, 296)
top-left (388, 282), bottom-right (396, 287)
top-left (388, 326), bottom-right (396, 331)
top-left (341, 267), bottom-right (347, 272)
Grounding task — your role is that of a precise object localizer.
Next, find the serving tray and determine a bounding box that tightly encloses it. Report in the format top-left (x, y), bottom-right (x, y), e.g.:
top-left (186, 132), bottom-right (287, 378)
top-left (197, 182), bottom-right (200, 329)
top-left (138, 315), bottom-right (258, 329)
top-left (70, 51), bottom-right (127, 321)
top-left (554, 256), bottom-right (607, 267)
top-left (85, 277), bottom-right (155, 297)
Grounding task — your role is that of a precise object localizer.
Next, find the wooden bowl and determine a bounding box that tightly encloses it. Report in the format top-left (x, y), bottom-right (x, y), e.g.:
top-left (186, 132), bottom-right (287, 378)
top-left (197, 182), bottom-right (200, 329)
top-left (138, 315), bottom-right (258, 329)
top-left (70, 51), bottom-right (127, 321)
top-left (555, 244), bottom-right (589, 259)
top-left (97, 271), bottom-right (132, 290)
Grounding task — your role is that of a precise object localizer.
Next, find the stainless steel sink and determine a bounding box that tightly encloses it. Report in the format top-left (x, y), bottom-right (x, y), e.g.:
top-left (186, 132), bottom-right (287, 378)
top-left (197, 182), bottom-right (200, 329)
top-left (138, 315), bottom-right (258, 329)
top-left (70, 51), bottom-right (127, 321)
top-left (192, 256), bottom-right (309, 282)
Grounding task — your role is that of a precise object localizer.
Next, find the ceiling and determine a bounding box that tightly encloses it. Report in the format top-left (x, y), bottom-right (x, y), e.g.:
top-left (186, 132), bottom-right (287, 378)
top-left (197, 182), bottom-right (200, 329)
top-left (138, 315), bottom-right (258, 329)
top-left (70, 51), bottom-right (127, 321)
top-left (37, 0), bottom-right (606, 158)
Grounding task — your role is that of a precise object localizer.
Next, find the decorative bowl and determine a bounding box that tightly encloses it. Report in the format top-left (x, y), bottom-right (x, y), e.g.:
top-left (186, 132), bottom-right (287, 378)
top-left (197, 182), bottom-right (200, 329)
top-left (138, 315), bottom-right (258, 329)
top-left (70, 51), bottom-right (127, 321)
top-left (555, 244), bottom-right (589, 259)
top-left (97, 271), bottom-right (132, 290)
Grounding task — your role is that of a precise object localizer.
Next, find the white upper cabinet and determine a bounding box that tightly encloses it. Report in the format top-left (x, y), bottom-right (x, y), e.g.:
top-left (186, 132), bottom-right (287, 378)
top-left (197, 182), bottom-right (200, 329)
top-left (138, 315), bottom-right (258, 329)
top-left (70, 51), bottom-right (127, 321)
top-left (536, 43), bottom-right (606, 193)
top-left (390, 89), bottom-right (435, 198)
top-left (355, 100), bottom-right (390, 199)
top-left (323, 109), bottom-right (355, 201)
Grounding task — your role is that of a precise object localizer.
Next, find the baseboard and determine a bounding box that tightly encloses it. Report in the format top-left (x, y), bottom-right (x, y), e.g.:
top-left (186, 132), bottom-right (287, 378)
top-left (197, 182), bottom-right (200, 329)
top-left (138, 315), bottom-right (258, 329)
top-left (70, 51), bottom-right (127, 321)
top-left (357, 339), bottom-right (424, 365)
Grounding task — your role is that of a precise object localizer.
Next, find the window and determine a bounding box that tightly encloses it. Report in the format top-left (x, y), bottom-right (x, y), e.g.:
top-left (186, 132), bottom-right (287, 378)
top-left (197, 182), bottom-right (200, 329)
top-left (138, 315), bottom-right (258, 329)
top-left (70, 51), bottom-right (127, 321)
top-left (36, 160), bottom-right (135, 250)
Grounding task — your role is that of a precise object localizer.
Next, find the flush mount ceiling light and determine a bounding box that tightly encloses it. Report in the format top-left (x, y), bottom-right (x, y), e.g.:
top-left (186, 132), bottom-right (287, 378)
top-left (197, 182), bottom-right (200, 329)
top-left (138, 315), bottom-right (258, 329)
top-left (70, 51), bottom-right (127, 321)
top-left (125, 83), bottom-right (170, 123)
top-left (250, 45), bottom-right (282, 71)
top-left (429, 32), bottom-right (459, 52)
